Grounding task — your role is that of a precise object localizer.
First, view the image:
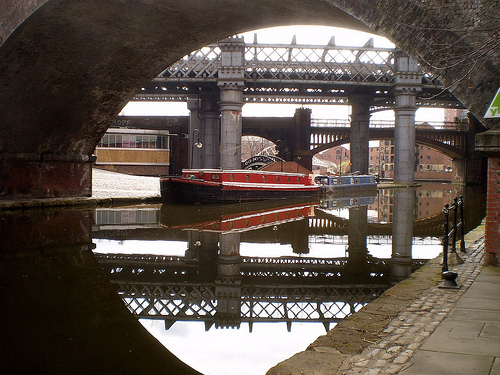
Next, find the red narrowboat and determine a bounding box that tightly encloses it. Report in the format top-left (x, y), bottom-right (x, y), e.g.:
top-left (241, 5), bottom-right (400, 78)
top-left (160, 169), bottom-right (320, 204)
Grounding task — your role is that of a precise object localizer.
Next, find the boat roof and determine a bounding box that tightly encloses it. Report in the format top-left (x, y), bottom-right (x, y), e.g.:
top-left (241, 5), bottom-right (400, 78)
top-left (183, 169), bottom-right (308, 177)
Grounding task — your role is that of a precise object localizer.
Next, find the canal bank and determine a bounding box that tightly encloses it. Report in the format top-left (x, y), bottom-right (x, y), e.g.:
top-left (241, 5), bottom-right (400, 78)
top-left (0, 169), bottom-right (162, 211)
top-left (267, 220), bottom-right (499, 375)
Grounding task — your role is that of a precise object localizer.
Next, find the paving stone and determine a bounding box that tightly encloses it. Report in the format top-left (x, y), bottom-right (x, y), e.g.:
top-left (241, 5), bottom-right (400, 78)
top-left (398, 351), bottom-right (494, 375)
top-left (338, 234), bottom-right (490, 375)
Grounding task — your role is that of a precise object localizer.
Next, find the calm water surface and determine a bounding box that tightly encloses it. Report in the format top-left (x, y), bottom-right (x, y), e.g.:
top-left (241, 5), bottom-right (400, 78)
top-left (91, 182), bottom-right (485, 375)
top-left (0, 183), bottom-right (485, 374)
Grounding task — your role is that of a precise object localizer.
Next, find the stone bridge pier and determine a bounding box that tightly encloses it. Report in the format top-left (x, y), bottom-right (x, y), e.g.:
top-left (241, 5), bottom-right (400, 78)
top-left (393, 52), bottom-right (422, 186)
top-left (349, 94), bottom-right (372, 174)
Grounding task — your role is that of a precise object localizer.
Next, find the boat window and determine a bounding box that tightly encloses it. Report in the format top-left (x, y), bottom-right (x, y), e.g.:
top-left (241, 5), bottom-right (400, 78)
top-left (287, 177), bottom-right (290, 183)
top-left (297, 177), bottom-right (300, 183)
top-left (355, 178), bottom-right (360, 183)
top-left (211, 174), bottom-right (220, 180)
top-left (245, 174), bottom-right (250, 181)
top-left (230, 174), bottom-right (234, 181)
top-left (263, 175), bottom-right (266, 182)
top-left (276, 176), bottom-right (280, 183)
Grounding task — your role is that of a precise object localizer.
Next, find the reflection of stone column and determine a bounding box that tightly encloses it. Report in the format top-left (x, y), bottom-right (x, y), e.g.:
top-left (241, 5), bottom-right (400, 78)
top-left (215, 232), bottom-right (242, 328)
top-left (218, 37), bottom-right (245, 170)
top-left (346, 206), bottom-right (369, 278)
top-left (186, 231), bottom-right (219, 282)
top-left (291, 219), bottom-right (310, 255)
top-left (350, 94), bottom-right (372, 174)
top-left (391, 188), bottom-right (416, 280)
top-left (393, 52), bottom-right (422, 185)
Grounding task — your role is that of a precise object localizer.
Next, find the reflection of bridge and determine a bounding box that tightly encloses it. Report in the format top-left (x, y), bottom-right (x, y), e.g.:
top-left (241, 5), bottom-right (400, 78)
top-left (91, 197), bottom-right (447, 243)
top-left (95, 252), bottom-right (425, 331)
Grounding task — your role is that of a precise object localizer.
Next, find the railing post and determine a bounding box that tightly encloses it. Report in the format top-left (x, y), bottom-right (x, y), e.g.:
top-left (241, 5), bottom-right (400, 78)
top-left (451, 197), bottom-right (458, 253)
top-left (459, 195), bottom-right (466, 252)
top-left (442, 203), bottom-right (450, 273)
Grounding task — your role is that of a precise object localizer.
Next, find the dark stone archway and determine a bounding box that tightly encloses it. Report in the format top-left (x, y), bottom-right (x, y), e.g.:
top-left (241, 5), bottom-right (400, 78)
top-left (0, 0), bottom-right (499, 198)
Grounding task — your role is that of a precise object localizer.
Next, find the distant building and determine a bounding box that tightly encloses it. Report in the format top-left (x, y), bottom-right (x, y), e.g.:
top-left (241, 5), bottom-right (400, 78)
top-left (94, 116), bottom-right (189, 176)
top-left (369, 123), bottom-right (453, 181)
top-left (313, 146), bottom-right (350, 175)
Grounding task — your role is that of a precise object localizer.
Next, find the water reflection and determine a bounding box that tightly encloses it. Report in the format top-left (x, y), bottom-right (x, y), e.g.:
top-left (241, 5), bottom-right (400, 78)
top-left (0, 208), bottom-right (202, 374)
top-left (0, 183), bottom-right (486, 375)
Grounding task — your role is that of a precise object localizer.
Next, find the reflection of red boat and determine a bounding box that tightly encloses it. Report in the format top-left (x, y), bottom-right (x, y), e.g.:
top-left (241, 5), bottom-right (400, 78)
top-left (160, 198), bottom-right (317, 233)
top-left (160, 169), bottom-right (320, 204)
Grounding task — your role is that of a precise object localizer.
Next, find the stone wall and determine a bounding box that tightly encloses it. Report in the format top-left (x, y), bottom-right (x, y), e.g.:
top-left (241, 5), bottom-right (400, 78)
top-left (0, 0), bottom-right (47, 44)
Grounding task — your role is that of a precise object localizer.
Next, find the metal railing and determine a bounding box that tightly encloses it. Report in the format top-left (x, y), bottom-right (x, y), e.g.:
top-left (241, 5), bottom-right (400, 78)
top-left (442, 196), bottom-right (465, 274)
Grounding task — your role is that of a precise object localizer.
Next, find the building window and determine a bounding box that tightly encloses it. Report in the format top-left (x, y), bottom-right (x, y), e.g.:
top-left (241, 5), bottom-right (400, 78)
top-left (98, 131), bottom-right (169, 150)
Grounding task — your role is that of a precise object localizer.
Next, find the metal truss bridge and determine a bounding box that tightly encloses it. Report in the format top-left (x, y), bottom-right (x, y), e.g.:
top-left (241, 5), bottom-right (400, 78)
top-left (135, 38), bottom-right (464, 110)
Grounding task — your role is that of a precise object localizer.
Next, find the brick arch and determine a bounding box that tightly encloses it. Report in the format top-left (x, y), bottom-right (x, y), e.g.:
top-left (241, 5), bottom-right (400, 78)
top-left (0, 0), bottom-right (499, 198)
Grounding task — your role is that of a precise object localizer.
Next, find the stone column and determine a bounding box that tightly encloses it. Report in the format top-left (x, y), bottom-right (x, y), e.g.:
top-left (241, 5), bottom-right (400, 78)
top-left (292, 108), bottom-right (313, 172)
top-left (199, 92), bottom-right (220, 169)
top-left (349, 94), bottom-right (372, 174)
top-left (218, 37), bottom-right (245, 170)
top-left (187, 97), bottom-right (202, 169)
top-left (393, 52), bottom-right (422, 185)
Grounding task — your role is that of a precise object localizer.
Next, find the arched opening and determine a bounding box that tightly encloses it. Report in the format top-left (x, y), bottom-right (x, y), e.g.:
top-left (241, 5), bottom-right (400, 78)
top-left (1, 0), bottom-right (498, 199)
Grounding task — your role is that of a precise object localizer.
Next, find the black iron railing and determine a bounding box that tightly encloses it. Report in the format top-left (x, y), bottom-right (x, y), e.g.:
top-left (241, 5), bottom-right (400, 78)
top-left (441, 196), bottom-right (465, 287)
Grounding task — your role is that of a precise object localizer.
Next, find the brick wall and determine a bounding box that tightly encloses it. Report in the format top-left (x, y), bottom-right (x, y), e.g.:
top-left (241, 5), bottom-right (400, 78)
top-left (485, 157), bottom-right (500, 266)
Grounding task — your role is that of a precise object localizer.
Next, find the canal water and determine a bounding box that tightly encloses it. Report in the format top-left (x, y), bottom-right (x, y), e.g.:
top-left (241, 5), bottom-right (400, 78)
top-left (0, 182), bottom-right (486, 374)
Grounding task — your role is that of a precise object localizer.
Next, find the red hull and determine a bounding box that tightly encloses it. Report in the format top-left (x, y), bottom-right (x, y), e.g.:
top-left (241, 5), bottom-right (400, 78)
top-left (161, 169), bottom-right (320, 204)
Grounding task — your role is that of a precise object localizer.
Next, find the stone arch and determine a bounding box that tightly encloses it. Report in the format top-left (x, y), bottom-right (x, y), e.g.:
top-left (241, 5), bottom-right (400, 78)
top-left (0, 0), bottom-right (499, 198)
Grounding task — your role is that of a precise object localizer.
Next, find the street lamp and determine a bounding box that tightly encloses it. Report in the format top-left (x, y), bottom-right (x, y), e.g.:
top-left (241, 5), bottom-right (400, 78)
top-left (190, 128), bottom-right (203, 169)
top-left (193, 128), bottom-right (202, 149)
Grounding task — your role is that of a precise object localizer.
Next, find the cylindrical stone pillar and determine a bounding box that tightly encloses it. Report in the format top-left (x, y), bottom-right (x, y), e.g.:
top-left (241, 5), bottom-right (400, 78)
top-left (393, 51), bottom-right (422, 185)
top-left (350, 94), bottom-right (372, 174)
top-left (199, 93), bottom-right (220, 169)
top-left (218, 37), bottom-right (245, 170)
top-left (394, 93), bottom-right (418, 184)
top-left (219, 86), bottom-right (243, 169)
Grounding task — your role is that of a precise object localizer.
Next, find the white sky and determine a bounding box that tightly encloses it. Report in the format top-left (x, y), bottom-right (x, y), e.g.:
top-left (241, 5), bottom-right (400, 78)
top-left (118, 25), bottom-right (444, 123)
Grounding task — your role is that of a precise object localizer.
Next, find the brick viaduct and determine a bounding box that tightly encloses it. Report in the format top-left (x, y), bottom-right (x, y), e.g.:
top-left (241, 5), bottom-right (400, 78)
top-left (0, 1), bottom-right (499, 266)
